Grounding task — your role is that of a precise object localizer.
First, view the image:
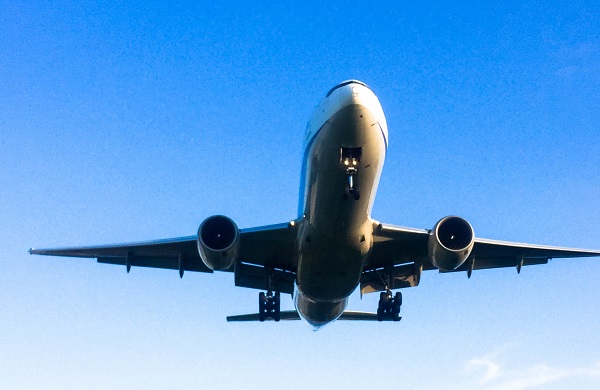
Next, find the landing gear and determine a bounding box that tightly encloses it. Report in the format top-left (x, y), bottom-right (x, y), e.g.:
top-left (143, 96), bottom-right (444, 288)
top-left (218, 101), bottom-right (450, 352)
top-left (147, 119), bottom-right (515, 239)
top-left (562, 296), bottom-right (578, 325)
top-left (341, 147), bottom-right (361, 201)
top-left (377, 291), bottom-right (402, 322)
top-left (344, 181), bottom-right (360, 200)
top-left (258, 291), bottom-right (281, 322)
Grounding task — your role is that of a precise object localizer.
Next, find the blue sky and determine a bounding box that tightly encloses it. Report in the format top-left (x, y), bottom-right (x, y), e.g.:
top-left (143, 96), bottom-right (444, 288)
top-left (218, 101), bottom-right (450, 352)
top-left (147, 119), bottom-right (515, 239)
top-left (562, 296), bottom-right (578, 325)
top-left (1, 1), bottom-right (599, 389)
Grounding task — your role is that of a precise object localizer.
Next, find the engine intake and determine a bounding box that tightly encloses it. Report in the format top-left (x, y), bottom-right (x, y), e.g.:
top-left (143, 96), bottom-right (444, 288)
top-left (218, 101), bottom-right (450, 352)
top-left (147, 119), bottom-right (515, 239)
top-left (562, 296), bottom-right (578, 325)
top-left (428, 216), bottom-right (474, 271)
top-left (197, 215), bottom-right (240, 271)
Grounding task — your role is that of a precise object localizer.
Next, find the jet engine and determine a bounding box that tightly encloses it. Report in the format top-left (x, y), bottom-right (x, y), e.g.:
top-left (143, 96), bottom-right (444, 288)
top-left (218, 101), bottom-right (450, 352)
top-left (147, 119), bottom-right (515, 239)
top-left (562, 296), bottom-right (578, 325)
top-left (428, 216), bottom-right (474, 271)
top-left (197, 215), bottom-right (240, 271)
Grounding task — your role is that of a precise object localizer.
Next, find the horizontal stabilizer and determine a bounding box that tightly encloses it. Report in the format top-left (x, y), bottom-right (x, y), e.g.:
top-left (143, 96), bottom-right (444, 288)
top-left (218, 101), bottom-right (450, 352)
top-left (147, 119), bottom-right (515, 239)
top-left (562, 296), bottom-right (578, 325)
top-left (227, 310), bottom-right (300, 322)
top-left (226, 310), bottom-right (401, 322)
top-left (339, 311), bottom-right (401, 321)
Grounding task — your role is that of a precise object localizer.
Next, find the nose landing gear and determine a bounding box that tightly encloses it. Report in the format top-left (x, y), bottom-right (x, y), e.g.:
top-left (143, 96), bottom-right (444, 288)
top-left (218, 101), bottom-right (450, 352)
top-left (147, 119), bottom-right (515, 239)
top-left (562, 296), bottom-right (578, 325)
top-left (341, 147), bottom-right (362, 200)
top-left (344, 174), bottom-right (360, 200)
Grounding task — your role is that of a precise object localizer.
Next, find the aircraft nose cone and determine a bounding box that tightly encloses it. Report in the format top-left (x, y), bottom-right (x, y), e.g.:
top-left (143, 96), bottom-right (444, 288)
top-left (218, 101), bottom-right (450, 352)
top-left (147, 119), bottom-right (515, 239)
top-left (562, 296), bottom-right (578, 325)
top-left (327, 80), bottom-right (370, 97)
top-left (336, 82), bottom-right (371, 106)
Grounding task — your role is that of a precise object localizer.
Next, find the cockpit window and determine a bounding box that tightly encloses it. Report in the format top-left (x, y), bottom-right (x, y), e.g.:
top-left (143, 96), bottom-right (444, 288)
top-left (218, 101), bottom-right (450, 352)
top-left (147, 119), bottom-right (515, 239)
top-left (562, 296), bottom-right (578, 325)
top-left (326, 80), bottom-right (370, 97)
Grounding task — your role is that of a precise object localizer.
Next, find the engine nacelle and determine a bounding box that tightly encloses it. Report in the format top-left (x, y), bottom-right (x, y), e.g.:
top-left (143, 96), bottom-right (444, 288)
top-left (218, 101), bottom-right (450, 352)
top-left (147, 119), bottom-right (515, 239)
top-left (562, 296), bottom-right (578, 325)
top-left (197, 215), bottom-right (240, 271)
top-left (428, 216), bottom-right (475, 271)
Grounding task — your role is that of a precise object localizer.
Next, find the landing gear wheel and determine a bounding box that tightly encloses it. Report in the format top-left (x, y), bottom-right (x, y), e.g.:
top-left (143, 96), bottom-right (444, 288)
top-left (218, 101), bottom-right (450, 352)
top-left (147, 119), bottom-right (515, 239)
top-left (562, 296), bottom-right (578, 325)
top-left (394, 292), bottom-right (402, 308)
top-left (391, 292), bottom-right (402, 322)
top-left (352, 186), bottom-right (360, 200)
top-left (343, 183), bottom-right (350, 200)
top-left (377, 291), bottom-right (402, 322)
top-left (379, 292), bottom-right (390, 309)
top-left (273, 292), bottom-right (281, 322)
top-left (257, 291), bottom-right (281, 322)
top-left (258, 292), bottom-right (267, 322)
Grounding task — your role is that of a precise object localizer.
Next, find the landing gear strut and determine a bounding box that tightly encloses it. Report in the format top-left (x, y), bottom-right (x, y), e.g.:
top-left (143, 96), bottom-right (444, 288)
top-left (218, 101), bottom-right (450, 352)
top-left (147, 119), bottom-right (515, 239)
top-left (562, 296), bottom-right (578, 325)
top-left (258, 267), bottom-right (282, 322)
top-left (258, 291), bottom-right (280, 322)
top-left (377, 290), bottom-right (402, 322)
top-left (341, 146), bottom-right (362, 201)
top-left (343, 174), bottom-right (360, 200)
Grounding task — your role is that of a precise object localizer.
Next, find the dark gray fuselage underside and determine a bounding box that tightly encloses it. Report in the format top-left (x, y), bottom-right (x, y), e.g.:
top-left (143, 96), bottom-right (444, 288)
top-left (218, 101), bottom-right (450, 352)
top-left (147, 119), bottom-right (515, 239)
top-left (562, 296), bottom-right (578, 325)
top-left (295, 103), bottom-right (386, 327)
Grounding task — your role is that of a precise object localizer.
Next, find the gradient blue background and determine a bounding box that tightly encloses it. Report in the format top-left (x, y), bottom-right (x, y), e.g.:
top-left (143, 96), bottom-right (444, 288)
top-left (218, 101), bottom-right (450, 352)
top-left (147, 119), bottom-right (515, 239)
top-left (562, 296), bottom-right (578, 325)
top-left (1, 1), bottom-right (599, 389)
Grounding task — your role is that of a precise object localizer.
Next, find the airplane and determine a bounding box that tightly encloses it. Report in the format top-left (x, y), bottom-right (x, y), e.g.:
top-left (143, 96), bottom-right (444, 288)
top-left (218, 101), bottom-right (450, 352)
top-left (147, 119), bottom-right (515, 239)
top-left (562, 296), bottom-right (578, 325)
top-left (30, 80), bottom-right (600, 329)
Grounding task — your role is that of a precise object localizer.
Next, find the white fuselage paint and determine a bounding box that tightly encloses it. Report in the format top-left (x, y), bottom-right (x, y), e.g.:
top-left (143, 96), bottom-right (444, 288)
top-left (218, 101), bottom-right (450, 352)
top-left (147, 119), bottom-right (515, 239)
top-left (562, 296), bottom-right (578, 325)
top-left (294, 81), bottom-right (388, 328)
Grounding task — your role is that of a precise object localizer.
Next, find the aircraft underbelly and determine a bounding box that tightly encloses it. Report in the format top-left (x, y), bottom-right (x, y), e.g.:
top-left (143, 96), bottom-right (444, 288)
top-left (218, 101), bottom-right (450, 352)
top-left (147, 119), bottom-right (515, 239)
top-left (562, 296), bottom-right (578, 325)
top-left (297, 104), bottom-right (386, 306)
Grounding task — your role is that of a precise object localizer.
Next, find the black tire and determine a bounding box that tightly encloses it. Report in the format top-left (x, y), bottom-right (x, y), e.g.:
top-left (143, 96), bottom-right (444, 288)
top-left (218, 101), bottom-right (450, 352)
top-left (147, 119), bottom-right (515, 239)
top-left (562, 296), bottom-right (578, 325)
top-left (258, 292), bottom-right (266, 321)
top-left (343, 183), bottom-right (350, 200)
top-left (377, 307), bottom-right (384, 322)
top-left (378, 292), bottom-right (388, 309)
top-left (273, 292), bottom-right (281, 321)
top-left (353, 187), bottom-right (360, 200)
top-left (380, 292), bottom-right (393, 313)
top-left (395, 291), bottom-right (402, 307)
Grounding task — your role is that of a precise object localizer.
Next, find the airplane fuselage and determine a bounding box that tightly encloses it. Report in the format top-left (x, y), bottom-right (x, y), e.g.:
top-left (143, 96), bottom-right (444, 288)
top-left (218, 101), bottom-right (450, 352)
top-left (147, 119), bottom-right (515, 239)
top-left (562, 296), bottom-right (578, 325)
top-left (294, 81), bottom-right (389, 328)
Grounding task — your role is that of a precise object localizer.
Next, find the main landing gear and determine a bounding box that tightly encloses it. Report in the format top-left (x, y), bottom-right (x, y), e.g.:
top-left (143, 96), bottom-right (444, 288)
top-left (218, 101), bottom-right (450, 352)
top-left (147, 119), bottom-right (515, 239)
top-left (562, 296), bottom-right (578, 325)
top-left (258, 291), bottom-right (281, 322)
top-left (377, 290), bottom-right (402, 322)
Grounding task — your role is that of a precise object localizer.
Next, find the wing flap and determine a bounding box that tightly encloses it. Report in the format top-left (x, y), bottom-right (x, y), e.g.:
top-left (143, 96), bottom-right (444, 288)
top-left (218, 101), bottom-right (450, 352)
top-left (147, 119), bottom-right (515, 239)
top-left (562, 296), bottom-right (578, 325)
top-left (361, 263), bottom-right (421, 294)
top-left (97, 255), bottom-right (213, 273)
top-left (234, 261), bottom-right (295, 294)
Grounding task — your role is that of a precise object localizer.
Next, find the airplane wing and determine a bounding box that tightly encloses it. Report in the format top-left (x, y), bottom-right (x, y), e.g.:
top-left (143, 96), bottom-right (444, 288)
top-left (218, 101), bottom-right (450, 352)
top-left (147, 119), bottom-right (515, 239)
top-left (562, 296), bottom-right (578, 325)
top-left (30, 222), bottom-right (298, 294)
top-left (362, 222), bottom-right (600, 294)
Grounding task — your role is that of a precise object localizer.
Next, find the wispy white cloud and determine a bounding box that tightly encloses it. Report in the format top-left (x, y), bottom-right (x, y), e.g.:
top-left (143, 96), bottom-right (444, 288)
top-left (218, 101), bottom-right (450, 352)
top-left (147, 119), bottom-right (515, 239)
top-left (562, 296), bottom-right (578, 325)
top-left (465, 349), bottom-right (600, 390)
top-left (467, 355), bottom-right (502, 384)
top-left (553, 42), bottom-right (600, 79)
top-left (482, 361), bottom-right (600, 390)
top-left (462, 344), bottom-right (515, 385)
top-left (422, 346), bottom-right (600, 390)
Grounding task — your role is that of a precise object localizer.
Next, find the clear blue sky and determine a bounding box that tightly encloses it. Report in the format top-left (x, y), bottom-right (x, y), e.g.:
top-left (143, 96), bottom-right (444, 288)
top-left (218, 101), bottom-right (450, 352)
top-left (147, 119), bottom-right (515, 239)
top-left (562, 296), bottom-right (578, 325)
top-left (1, 1), bottom-right (599, 389)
